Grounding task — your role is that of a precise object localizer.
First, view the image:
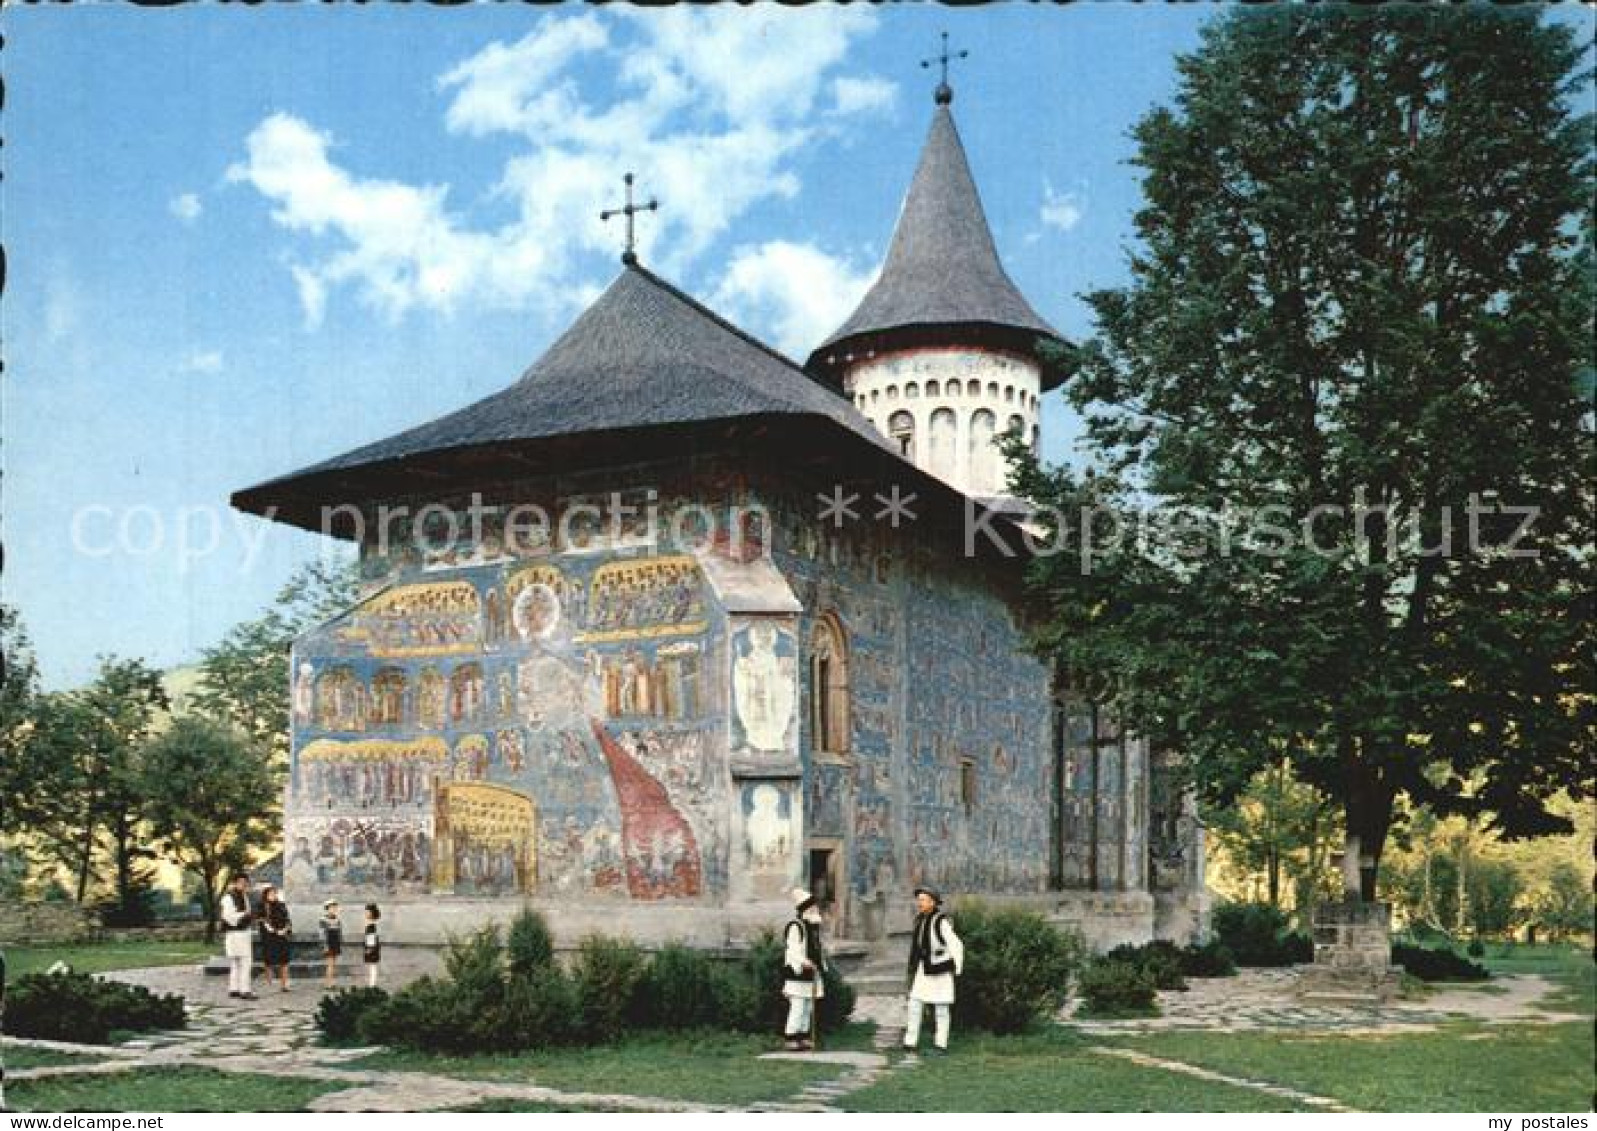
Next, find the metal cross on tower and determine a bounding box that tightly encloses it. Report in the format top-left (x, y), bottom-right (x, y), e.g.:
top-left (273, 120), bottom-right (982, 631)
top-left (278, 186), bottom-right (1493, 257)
top-left (921, 31), bottom-right (968, 105)
top-left (600, 172), bottom-right (658, 267)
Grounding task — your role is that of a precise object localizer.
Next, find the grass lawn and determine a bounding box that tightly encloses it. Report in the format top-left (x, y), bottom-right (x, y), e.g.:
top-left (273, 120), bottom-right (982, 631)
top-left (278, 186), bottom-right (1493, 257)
top-left (1481, 942), bottom-right (1595, 1015)
top-left (1100, 1021), bottom-right (1592, 1112)
top-left (350, 1029), bottom-right (850, 1106)
top-left (4, 940), bottom-right (212, 980)
top-left (843, 1028), bottom-right (1305, 1112)
top-left (2, 1043), bottom-right (108, 1070)
top-left (4, 1068), bottom-right (343, 1113)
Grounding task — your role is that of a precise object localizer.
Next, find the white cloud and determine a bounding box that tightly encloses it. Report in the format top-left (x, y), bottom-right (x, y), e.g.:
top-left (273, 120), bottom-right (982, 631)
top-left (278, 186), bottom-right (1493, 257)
top-left (170, 193), bottom-right (203, 224)
top-left (711, 240), bottom-right (875, 359)
top-left (1040, 180), bottom-right (1086, 233)
top-left (232, 10), bottom-right (890, 329)
top-left (829, 76), bottom-right (897, 118)
top-left (180, 349), bottom-right (225, 374)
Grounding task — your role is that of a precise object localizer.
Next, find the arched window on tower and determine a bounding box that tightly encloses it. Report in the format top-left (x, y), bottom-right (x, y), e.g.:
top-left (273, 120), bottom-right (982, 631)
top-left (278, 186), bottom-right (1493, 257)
top-left (888, 410), bottom-right (916, 461)
top-left (926, 380), bottom-right (940, 398)
top-left (929, 407), bottom-right (957, 479)
top-left (810, 614), bottom-right (850, 756)
top-left (970, 409), bottom-right (997, 490)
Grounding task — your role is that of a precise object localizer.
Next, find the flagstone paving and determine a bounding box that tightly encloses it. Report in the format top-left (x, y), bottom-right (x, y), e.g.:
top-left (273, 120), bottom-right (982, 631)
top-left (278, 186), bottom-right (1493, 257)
top-left (1058, 968), bottom-right (1585, 1036)
top-left (1, 964), bottom-right (1583, 1112)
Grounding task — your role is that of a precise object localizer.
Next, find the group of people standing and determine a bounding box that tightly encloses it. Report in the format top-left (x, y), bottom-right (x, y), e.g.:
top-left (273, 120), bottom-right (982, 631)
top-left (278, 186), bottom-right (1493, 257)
top-left (218, 872), bottom-right (382, 1000)
top-left (782, 884), bottom-right (965, 1055)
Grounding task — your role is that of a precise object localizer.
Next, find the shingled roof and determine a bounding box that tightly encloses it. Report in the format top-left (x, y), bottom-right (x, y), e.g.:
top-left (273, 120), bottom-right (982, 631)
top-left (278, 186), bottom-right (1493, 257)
top-left (232, 264), bottom-right (907, 532)
top-left (806, 101), bottom-right (1065, 387)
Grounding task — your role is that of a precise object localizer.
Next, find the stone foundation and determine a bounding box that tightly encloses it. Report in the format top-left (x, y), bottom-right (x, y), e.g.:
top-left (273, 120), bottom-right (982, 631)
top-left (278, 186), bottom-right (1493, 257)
top-left (1295, 899), bottom-right (1403, 1003)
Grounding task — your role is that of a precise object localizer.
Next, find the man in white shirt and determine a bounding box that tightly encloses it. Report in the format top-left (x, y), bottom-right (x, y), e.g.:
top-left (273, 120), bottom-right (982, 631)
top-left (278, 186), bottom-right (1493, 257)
top-left (219, 872), bottom-right (257, 1000)
top-left (904, 886), bottom-right (964, 1054)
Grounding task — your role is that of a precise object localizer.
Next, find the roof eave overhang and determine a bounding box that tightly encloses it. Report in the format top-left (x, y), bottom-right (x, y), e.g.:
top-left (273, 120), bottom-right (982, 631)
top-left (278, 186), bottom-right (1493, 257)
top-left (806, 320), bottom-right (1073, 392)
top-left (229, 412), bottom-right (1036, 577)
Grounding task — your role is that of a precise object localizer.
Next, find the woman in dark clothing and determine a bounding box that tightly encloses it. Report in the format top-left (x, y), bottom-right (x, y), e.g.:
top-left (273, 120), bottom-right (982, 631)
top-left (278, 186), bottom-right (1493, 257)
top-left (259, 885), bottom-right (294, 992)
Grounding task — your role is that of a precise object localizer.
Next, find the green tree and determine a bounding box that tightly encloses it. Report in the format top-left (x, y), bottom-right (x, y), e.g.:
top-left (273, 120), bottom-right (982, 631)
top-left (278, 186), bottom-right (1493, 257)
top-left (1014, 6), bottom-right (1594, 901)
top-left (1205, 757), bottom-right (1340, 920)
top-left (143, 716), bottom-right (277, 940)
top-left (76, 659), bottom-right (170, 917)
top-left (1533, 861), bottom-right (1595, 942)
top-left (193, 559), bottom-right (359, 764)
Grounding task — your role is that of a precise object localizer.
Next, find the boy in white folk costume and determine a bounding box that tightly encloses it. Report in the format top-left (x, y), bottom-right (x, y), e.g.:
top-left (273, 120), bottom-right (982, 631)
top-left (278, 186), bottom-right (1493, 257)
top-left (781, 888), bottom-right (827, 1051)
top-left (904, 886), bottom-right (963, 1054)
top-left (220, 872), bottom-right (258, 1000)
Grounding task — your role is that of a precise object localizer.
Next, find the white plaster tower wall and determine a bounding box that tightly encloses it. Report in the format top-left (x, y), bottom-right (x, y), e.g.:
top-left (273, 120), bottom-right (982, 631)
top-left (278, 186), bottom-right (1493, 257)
top-left (845, 347), bottom-right (1041, 499)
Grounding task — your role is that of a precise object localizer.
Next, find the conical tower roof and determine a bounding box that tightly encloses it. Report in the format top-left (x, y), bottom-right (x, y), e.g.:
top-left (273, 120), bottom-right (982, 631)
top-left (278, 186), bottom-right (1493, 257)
top-left (807, 100), bottom-right (1064, 387)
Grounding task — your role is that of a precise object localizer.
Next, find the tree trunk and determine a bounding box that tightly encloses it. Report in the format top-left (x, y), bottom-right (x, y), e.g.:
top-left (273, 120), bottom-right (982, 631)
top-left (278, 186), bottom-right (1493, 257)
top-left (1267, 848), bottom-right (1281, 907)
top-left (75, 820), bottom-right (96, 904)
top-left (1343, 784), bottom-right (1395, 903)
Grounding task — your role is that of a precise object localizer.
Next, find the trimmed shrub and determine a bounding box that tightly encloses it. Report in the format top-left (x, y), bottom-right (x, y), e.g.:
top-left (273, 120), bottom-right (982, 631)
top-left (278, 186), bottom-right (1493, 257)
top-left (507, 907), bottom-right (556, 982)
top-left (314, 986), bottom-right (389, 1045)
top-left (951, 904), bottom-right (1084, 1034)
top-left (359, 974), bottom-right (479, 1053)
top-left (1212, 902), bottom-right (1313, 966)
top-left (1108, 941), bottom-right (1189, 991)
top-left (6, 969), bottom-right (186, 1044)
top-left (500, 965), bottom-right (580, 1048)
top-left (1391, 942), bottom-right (1490, 982)
top-left (719, 930), bottom-right (785, 1035)
top-left (571, 934), bottom-right (647, 1044)
top-left (1178, 939), bottom-right (1238, 978)
top-left (1075, 959), bottom-right (1158, 1017)
top-left (818, 958), bottom-right (856, 1032)
top-left (360, 926), bottom-right (509, 1053)
top-left (634, 943), bottom-right (728, 1030)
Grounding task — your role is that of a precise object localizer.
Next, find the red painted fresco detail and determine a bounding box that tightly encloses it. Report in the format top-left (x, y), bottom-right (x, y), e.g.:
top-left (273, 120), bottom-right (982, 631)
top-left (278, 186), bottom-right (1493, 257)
top-left (590, 719), bottom-right (702, 899)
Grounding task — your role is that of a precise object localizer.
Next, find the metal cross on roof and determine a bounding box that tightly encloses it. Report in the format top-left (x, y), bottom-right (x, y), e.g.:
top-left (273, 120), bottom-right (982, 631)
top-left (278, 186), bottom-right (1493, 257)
top-left (921, 31), bottom-right (968, 105)
top-left (600, 172), bottom-right (659, 267)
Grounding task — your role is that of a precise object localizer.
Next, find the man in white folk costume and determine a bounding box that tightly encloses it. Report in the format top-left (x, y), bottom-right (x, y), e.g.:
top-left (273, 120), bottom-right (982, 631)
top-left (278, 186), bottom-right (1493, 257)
top-left (904, 886), bottom-right (964, 1054)
top-left (219, 872), bottom-right (258, 1000)
top-left (781, 888), bottom-right (827, 1051)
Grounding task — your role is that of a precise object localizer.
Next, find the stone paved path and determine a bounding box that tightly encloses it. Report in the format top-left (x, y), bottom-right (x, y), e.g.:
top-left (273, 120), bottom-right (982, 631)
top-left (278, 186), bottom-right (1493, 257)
top-left (2, 965), bottom-right (1583, 1112)
top-left (1060, 968), bottom-right (1584, 1036)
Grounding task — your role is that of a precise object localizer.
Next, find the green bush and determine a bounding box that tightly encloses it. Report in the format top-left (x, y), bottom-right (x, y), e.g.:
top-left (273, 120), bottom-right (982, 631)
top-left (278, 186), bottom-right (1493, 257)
top-left (1105, 941), bottom-right (1188, 991)
top-left (1075, 959), bottom-right (1158, 1017)
top-left (634, 943), bottom-right (728, 1030)
top-left (314, 986), bottom-right (389, 1045)
top-left (1466, 938), bottom-right (1486, 958)
top-left (507, 907), bottom-right (556, 981)
top-left (1212, 902), bottom-right (1313, 966)
top-left (950, 904), bottom-right (1084, 1034)
top-left (6, 969), bottom-right (186, 1044)
top-left (360, 926), bottom-right (510, 1054)
top-left (1178, 938), bottom-right (1238, 978)
top-left (500, 965), bottom-right (580, 1048)
top-left (818, 957), bottom-right (856, 1032)
top-left (571, 934), bottom-right (647, 1044)
top-left (1391, 942), bottom-right (1490, 982)
top-left (359, 974), bottom-right (474, 1053)
top-left (718, 930), bottom-right (785, 1034)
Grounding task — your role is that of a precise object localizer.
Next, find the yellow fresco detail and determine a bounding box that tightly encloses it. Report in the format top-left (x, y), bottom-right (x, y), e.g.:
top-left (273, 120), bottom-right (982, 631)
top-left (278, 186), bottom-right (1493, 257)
top-left (336, 581), bottom-right (484, 657)
top-left (300, 737), bottom-right (450, 764)
top-left (578, 555), bottom-right (707, 643)
top-left (432, 781), bottom-right (537, 894)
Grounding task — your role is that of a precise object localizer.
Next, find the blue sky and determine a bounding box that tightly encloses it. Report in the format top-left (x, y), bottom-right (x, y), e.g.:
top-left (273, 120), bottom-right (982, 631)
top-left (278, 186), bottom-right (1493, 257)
top-left (5, 6), bottom-right (1587, 691)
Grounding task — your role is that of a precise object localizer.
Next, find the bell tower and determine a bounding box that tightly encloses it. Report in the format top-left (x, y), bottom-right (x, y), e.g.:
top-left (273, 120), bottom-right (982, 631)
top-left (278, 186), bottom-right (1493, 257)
top-left (807, 53), bottom-right (1067, 502)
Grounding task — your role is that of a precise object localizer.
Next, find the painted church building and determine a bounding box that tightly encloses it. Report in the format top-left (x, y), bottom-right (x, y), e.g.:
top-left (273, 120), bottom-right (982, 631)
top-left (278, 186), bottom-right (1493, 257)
top-left (234, 82), bottom-right (1207, 949)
